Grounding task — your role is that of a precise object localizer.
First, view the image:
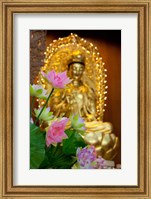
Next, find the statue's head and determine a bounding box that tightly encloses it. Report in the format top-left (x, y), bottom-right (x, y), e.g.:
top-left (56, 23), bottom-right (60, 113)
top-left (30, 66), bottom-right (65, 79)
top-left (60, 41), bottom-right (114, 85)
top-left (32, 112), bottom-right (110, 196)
top-left (68, 53), bottom-right (85, 81)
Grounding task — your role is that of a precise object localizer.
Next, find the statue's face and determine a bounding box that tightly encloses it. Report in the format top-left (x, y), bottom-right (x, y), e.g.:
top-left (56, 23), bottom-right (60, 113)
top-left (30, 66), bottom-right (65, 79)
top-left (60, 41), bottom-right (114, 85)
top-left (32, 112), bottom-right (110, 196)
top-left (69, 63), bottom-right (85, 80)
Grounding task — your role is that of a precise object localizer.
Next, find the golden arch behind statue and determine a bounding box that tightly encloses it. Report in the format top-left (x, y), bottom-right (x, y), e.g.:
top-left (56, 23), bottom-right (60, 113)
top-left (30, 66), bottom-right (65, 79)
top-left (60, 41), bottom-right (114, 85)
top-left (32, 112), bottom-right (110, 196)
top-left (38, 33), bottom-right (107, 121)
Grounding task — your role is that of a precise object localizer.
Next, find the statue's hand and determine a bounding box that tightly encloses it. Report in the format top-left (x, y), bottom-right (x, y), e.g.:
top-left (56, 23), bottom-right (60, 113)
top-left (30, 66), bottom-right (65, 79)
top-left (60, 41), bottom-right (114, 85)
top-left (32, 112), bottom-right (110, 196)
top-left (86, 114), bottom-right (96, 122)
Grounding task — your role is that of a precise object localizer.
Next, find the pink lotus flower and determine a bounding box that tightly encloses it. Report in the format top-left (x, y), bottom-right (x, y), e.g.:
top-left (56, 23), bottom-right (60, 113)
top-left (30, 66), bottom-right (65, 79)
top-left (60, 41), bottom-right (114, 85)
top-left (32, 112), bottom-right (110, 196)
top-left (46, 117), bottom-right (69, 147)
top-left (76, 145), bottom-right (97, 169)
top-left (41, 70), bottom-right (72, 89)
top-left (76, 145), bottom-right (107, 169)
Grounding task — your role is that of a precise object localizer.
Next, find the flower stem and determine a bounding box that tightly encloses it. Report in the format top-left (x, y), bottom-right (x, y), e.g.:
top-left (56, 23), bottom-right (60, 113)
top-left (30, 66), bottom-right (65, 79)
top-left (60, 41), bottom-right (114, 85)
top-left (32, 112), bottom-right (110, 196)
top-left (30, 97), bottom-right (35, 118)
top-left (35, 88), bottom-right (54, 125)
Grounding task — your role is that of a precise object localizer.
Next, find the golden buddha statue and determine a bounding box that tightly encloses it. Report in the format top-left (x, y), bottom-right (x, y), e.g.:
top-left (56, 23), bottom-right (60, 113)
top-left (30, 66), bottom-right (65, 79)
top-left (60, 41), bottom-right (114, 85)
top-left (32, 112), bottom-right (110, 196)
top-left (37, 33), bottom-right (119, 161)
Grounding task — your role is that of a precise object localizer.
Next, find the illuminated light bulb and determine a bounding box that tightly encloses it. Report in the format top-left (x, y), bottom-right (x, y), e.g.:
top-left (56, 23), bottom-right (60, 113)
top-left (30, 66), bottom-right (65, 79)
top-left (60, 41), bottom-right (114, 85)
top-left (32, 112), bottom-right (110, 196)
top-left (100, 57), bottom-right (102, 60)
top-left (103, 62), bottom-right (105, 65)
top-left (95, 47), bottom-right (98, 50)
top-left (97, 52), bottom-right (100, 55)
top-left (104, 80), bottom-right (107, 83)
top-left (38, 105), bottom-right (40, 108)
top-left (105, 74), bottom-right (107, 77)
top-left (104, 69), bottom-right (107, 72)
top-left (105, 86), bottom-right (108, 89)
top-left (36, 99), bottom-right (39, 102)
top-left (104, 97), bottom-right (107, 100)
top-left (84, 40), bottom-right (87, 43)
top-left (104, 104), bottom-right (107, 106)
top-left (103, 109), bottom-right (105, 112)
